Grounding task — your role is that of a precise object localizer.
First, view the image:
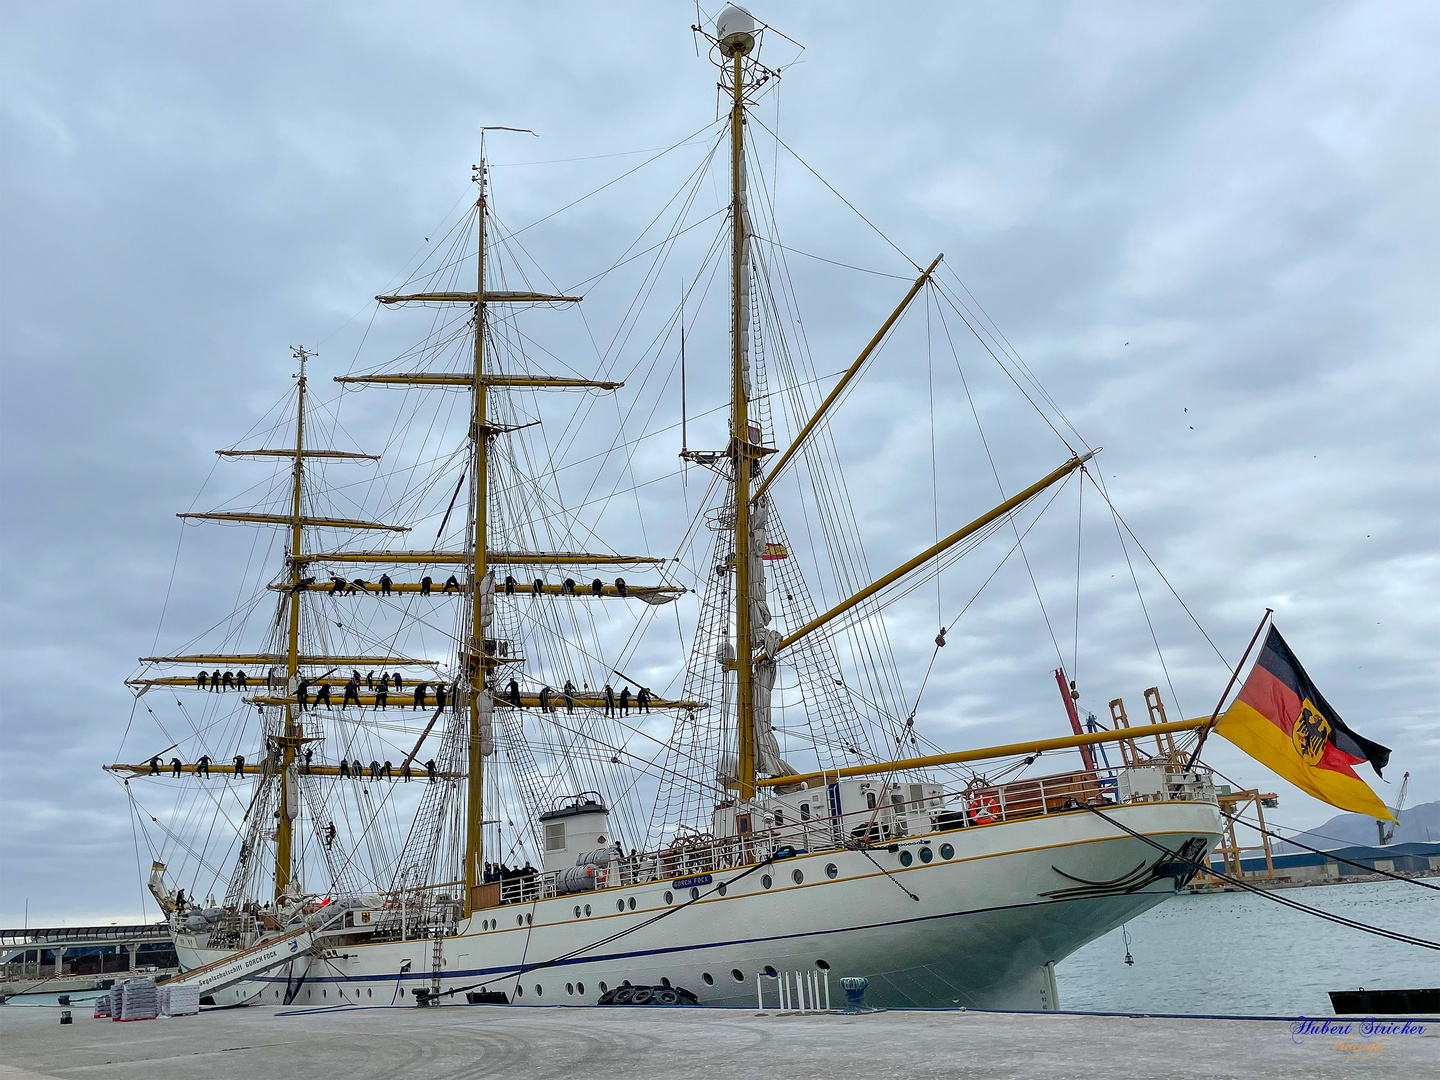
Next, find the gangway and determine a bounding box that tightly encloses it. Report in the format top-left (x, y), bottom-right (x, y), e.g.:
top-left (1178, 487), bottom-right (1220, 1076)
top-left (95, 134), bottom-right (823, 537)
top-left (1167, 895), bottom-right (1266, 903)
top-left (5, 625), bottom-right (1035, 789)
top-left (162, 924), bottom-right (316, 999)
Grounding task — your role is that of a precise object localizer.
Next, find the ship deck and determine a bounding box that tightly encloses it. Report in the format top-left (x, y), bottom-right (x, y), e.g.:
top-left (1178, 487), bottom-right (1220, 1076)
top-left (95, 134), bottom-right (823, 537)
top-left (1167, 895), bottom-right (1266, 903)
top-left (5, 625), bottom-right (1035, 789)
top-left (2, 999), bottom-right (1432, 1079)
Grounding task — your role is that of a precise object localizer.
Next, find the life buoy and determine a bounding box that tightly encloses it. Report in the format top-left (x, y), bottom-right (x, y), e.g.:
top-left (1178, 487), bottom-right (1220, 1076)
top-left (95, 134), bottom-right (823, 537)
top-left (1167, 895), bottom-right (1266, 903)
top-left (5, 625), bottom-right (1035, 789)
top-left (967, 792), bottom-right (1001, 825)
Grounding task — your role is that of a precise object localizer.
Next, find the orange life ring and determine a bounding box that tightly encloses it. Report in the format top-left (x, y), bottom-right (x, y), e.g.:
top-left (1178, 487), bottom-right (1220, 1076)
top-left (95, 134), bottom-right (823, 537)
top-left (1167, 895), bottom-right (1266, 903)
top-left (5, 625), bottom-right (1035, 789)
top-left (967, 793), bottom-right (1001, 825)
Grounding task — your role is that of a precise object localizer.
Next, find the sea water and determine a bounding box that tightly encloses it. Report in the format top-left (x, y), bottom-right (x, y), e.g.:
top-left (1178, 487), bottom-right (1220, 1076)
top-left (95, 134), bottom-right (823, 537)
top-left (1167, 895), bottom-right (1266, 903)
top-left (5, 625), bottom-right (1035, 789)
top-left (1059, 879), bottom-right (1440, 1015)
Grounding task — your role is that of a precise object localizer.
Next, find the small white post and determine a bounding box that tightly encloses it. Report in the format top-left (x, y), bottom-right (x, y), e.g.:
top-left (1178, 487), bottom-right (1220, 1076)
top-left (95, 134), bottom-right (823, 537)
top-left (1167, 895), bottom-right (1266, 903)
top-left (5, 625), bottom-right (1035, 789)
top-left (756, 974), bottom-right (764, 1011)
top-left (779, 972), bottom-right (788, 1012)
top-left (823, 971), bottom-right (831, 1012)
top-left (809, 971), bottom-right (818, 1012)
top-left (795, 971), bottom-right (805, 1012)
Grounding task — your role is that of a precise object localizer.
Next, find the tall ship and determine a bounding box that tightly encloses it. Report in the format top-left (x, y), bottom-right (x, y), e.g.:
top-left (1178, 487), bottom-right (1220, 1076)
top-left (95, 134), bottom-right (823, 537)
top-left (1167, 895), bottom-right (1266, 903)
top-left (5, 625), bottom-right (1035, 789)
top-left (110, 8), bottom-right (1224, 1011)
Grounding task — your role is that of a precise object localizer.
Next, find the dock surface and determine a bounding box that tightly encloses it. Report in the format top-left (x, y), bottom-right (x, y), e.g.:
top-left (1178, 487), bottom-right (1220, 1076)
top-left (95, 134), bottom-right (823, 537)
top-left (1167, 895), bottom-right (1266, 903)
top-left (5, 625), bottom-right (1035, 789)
top-left (1, 1003), bottom-right (1435, 1078)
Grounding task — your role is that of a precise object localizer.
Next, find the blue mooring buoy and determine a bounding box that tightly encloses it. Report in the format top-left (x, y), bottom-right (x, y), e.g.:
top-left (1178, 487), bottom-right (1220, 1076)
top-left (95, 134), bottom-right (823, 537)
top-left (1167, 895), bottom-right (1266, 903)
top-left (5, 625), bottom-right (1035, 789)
top-left (839, 976), bottom-right (873, 1014)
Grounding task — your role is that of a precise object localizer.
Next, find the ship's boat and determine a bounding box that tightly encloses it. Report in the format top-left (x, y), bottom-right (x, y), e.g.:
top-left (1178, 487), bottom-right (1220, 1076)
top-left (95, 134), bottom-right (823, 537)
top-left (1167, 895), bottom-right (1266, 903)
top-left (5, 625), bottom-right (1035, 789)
top-left (110, 6), bottom-right (1223, 1010)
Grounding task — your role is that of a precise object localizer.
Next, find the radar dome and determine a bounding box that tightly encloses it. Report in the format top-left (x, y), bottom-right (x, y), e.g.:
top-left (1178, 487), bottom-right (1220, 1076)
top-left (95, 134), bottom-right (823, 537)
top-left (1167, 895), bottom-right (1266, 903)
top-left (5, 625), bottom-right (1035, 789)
top-left (717, 5), bottom-right (756, 56)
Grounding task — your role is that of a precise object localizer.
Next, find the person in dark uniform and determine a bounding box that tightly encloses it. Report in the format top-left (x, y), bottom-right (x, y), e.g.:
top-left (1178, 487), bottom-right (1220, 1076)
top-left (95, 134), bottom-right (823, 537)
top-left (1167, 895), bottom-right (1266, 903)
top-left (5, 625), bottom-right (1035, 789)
top-left (314, 682), bottom-right (331, 708)
top-left (197, 754), bottom-right (211, 778)
top-left (232, 755), bottom-right (245, 777)
top-left (296, 678), bottom-right (310, 711)
top-left (369, 761), bottom-right (381, 780)
top-left (222, 671), bottom-right (235, 690)
top-left (170, 757), bottom-right (182, 776)
top-left (619, 686), bottom-right (631, 716)
top-left (401, 763), bottom-right (412, 782)
top-left (236, 670), bottom-right (247, 690)
top-left (425, 759), bottom-right (437, 783)
top-left (366, 670), bottom-right (375, 690)
top-left (591, 578), bottom-right (603, 596)
top-left (539, 685), bottom-right (552, 713)
top-left (210, 671), bottom-right (223, 691)
top-left (330, 575), bottom-right (346, 595)
top-left (339, 759), bottom-right (350, 778)
top-left (562, 578), bottom-right (575, 595)
top-left (391, 671), bottom-right (402, 691)
top-left (348, 578), bottom-right (367, 595)
top-left (420, 575), bottom-right (432, 595)
top-left (196, 670), bottom-right (208, 690)
top-left (413, 682), bottom-right (428, 710)
top-left (443, 575), bottom-right (460, 593)
top-left (379, 573), bottom-right (392, 596)
top-left (604, 683), bottom-right (615, 717)
top-left (615, 577), bottom-right (627, 597)
top-left (435, 682), bottom-right (447, 710)
top-left (325, 821), bottom-right (336, 848)
top-left (381, 760), bottom-right (393, 780)
top-left (507, 678), bottom-right (520, 707)
top-left (637, 686), bottom-right (651, 714)
top-left (375, 681), bottom-right (388, 709)
top-left (531, 578), bottom-right (544, 596)
top-left (343, 673), bottom-right (361, 707)
top-left (149, 755), bottom-right (162, 775)
top-left (504, 575), bottom-right (516, 595)
top-left (353, 759), bottom-right (364, 778)
top-left (563, 680), bottom-right (576, 713)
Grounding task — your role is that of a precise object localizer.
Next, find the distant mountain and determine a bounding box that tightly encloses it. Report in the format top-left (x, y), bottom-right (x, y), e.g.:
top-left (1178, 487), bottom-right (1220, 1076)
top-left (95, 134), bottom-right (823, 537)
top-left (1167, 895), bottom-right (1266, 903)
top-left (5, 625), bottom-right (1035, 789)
top-left (1271, 800), bottom-right (1440, 852)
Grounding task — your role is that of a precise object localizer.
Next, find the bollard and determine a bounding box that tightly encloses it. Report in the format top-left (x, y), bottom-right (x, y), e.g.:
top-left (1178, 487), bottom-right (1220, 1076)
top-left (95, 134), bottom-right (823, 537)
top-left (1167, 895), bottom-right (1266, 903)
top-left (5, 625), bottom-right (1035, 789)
top-left (839, 976), bottom-right (873, 1014)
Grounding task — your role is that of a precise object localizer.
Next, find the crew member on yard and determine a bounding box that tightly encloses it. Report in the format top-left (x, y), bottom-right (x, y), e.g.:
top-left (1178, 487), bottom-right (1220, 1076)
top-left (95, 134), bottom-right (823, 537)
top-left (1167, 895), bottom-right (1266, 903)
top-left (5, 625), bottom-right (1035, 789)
top-left (149, 755), bottom-right (161, 775)
top-left (196, 754), bottom-right (211, 778)
top-left (232, 755), bottom-right (245, 777)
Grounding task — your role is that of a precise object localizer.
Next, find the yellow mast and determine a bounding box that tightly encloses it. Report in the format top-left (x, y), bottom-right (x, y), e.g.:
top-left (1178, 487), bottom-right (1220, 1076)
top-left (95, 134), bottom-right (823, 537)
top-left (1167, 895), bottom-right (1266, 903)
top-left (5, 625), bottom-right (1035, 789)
top-left (464, 161), bottom-right (489, 916)
top-left (275, 345), bottom-right (312, 901)
top-left (726, 42), bottom-right (757, 802)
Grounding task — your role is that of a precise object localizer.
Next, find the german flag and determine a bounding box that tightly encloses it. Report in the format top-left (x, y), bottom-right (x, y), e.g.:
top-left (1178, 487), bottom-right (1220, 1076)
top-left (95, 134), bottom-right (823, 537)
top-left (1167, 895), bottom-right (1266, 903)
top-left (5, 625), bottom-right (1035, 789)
top-left (1216, 627), bottom-right (1394, 820)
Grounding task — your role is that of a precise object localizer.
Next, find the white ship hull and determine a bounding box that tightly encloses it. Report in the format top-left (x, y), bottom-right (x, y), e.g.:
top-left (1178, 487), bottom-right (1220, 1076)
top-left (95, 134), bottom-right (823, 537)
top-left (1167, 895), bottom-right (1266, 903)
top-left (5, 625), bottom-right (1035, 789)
top-left (177, 801), bottom-right (1219, 1011)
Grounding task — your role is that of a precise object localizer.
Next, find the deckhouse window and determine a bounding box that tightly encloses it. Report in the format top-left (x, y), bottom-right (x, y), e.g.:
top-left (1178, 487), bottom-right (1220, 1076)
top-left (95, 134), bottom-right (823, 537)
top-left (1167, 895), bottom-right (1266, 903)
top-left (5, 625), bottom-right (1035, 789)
top-left (544, 822), bottom-right (567, 851)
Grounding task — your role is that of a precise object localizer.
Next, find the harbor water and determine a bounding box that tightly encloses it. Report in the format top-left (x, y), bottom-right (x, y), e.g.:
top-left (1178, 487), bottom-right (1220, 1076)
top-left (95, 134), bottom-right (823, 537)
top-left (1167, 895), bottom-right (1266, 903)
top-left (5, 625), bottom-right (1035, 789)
top-left (1059, 879), bottom-right (1440, 1015)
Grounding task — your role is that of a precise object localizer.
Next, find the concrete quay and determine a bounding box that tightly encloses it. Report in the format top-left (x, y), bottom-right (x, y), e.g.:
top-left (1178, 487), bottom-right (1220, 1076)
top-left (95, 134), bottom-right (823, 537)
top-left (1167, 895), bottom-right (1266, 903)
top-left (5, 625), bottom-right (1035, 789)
top-left (1, 1002), bottom-right (1436, 1079)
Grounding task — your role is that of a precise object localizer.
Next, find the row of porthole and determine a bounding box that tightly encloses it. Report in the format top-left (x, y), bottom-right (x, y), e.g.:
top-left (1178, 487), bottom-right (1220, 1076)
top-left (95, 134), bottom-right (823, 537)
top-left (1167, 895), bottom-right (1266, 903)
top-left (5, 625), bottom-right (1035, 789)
top-left (279, 986), bottom-right (378, 1000)
top-left (898, 843), bottom-right (954, 866)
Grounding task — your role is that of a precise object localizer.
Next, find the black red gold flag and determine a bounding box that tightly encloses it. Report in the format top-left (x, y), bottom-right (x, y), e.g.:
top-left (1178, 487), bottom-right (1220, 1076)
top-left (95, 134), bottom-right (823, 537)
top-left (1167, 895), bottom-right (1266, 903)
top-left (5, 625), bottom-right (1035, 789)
top-left (1215, 627), bottom-right (1394, 820)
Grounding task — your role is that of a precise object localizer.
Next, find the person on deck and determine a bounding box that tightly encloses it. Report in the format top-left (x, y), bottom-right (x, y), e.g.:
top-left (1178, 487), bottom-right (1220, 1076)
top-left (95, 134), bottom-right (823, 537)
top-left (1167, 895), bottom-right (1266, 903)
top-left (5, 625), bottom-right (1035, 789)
top-left (604, 683), bottom-right (616, 717)
top-left (443, 575), bottom-right (460, 593)
top-left (413, 682), bottom-right (428, 710)
top-left (196, 671), bottom-right (208, 690)
top-left (196, 755), bottom-right (211, 778)
top-left (425, 759), bottom-right (437, 783)
top-left (343, 674), bottom-right (361, 707)
top-left (379, 573), bottom-right (392, 596)
top-left (314, 683), bottom-right (331, 708)
top-left (507, 679), bottom-right (520, 707)
top-left (149, 755), bottom-right (161, 775)
top-left (563, 681), bottom-right (576, 713)
top-left (232, 755), bottom-right (245, 777)
top-left (420, 575), bottom-right (433, 595)
top-left (619, 686), bottom-right (631, 716)
top-left (637, 687), bottom-right (651, 714)
top-left (171, 757), bottom-right (182, 776)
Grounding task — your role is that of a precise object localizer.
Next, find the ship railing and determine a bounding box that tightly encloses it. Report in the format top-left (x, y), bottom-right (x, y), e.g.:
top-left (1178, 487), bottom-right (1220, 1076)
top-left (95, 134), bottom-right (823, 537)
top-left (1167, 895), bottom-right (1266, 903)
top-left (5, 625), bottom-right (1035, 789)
top-left (486, 764), bottom-right (1214, 904)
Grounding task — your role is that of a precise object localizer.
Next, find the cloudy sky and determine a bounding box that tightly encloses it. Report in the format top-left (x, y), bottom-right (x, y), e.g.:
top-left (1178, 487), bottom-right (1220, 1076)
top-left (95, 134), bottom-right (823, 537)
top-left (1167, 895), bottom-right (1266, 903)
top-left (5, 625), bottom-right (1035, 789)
top-left (2, 0), bottom-right (1436, 924)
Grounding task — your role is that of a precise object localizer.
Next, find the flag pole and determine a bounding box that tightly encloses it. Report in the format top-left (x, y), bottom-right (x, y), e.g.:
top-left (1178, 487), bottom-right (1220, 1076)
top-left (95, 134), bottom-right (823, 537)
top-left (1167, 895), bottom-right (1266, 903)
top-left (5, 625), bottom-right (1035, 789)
top-left (1186, 607), bottom-right (1274, 769)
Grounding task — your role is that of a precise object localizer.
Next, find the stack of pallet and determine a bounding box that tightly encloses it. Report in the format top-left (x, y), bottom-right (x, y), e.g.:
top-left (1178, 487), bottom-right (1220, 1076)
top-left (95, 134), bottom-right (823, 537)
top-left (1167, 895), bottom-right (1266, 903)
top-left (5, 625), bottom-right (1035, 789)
top-left (159, 983), bottom-right (201, 1017)
top-left (117, 979), bottom-right (159, 1021)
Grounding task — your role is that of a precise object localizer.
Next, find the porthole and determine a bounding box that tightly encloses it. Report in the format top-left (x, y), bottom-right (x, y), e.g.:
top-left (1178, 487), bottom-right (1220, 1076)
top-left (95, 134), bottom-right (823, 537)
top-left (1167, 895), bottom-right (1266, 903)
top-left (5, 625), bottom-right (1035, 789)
top-left (574, 906), bottom-right (582, 919)
top-left (816, 959), bottom-right (830, 971)
top-left (899, 850), bottom-right (913, 867)
top-left (690, 887), bottom-right (700, 901)
top-left (702, 972), bottom-right (715, 985)
top-left (825, 863), bottom-right (838, 879)
top-left (526, 913), bottom-right (533, 925)
top-left (919, 846), bottom-right (933, 863)
top-left (664, 890), bottom-right (674, 904)
top-left (717, 883), bottom-right (727, 897)
top-left (368, 988), bottom-right (373, 997)
top-left (584, 904), bottom-right (592, 917)
top-left (617, 900), bottom-right (625, 912)
top-left (763, 965), bottom-right (777, 977)
top-left (661, 977), bottom-right (672, 988)
top-left (940, 843), bottom-right (954, 860)
top-left (515, 984), bottom-right (523, 997)
top-left (577, 982), bottom-right (585, 995)
top-left (599, 981), bottom-right (608, 993)
top-left (792, 869), bottom-right (804, 884)
top-left (628, 897), bottom-right (636, 910)
top-left (323, 989), bottom-right (327, 998)
top-left (761, 874), bottom-right (773, 889)
top-left (567, 983), bottom-right (574, 995)
top-left (731, 969), bottom-right (745, 982)
top-left (535, 984), bottom-right (542, 997)
top-left (517, 915), bottom-right (525, 926)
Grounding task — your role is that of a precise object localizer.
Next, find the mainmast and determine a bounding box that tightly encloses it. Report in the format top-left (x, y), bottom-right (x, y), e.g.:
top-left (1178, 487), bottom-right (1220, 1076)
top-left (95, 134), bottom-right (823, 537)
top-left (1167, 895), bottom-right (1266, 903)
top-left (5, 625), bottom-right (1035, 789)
top-left (276, 345), bottom-right (312, 901)
top-left (464, 159), bottom-right (491, 915)
top-left (721, 8), bottom-right (759, 801)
